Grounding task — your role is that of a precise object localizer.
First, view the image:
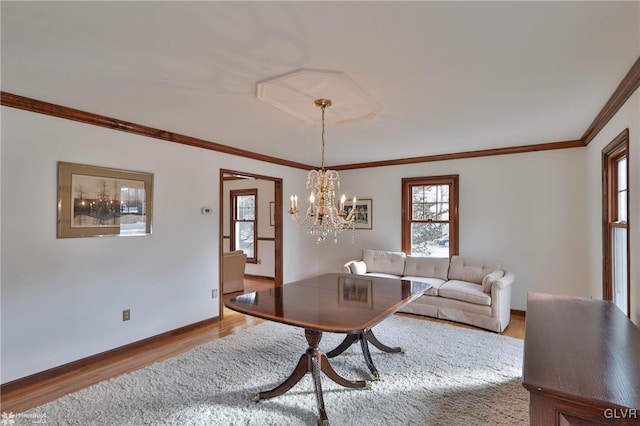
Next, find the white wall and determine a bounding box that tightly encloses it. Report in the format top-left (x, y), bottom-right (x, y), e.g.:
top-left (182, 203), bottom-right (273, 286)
top-left (0, 107), bottom-right (316, 383)
top-left (316, 147), bottom-right (589, 312)
top-left (585, 89), bottom-right (640, 326)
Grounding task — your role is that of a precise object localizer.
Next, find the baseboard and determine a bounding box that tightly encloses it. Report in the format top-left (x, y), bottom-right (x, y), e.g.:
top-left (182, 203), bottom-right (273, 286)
top-left (511, 309), bottom-right (526, 317)
top-left (1, 316), bottom-right (219, 393)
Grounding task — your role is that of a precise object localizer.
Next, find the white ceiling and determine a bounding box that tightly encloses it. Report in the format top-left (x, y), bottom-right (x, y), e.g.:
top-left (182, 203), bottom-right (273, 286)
top-left (2, 1), bottom-right (639, 168)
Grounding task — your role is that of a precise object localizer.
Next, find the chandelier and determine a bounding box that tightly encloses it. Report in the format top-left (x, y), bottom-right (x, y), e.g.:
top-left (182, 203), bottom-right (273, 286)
top-left (289, 99), bottom-right (356, 243)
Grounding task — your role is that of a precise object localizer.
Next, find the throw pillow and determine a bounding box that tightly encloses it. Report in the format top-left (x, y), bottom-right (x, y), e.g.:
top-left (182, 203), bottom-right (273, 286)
top-left (482, 270), bottom-right (505, 293)
top-left (351, 260), bottom-right (367, 275)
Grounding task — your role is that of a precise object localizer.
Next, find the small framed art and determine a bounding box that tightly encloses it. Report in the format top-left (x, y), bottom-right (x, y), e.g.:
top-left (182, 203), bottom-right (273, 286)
top-left (344, 198), bottom-right (372, 229)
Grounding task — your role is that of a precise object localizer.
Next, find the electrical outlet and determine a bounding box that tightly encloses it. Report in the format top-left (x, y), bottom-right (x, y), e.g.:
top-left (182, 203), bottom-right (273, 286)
top-left (211, 289), bottom-right (218, 299)
top-left (122, 309), bottom-right (131, 321)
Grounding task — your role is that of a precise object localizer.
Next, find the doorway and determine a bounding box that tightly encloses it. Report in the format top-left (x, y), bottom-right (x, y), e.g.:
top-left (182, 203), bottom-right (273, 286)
top-left (219, 169), bottom-right (283, 319)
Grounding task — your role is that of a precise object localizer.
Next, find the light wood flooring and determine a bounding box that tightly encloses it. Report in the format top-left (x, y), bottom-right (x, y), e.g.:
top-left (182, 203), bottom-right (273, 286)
top-left (1, 276), bottom-right (525, 414)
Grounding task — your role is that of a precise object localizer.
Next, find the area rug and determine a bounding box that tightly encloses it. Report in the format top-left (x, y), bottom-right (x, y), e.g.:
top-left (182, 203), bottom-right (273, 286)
top-left (23, 315), bottom-right (528, 425)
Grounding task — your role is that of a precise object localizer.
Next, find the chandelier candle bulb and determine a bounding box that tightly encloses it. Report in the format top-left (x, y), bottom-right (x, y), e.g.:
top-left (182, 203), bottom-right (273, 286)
top-left (340, 194), bottom-right (346, 212)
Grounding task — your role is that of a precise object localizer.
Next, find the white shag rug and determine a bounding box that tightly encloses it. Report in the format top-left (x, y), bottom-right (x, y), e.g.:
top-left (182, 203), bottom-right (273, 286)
top-left (24, 315), bottom-right (528, 425)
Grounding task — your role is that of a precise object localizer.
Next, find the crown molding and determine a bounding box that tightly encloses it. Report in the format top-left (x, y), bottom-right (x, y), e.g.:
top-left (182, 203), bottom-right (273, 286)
top-left (0, 92), bottom-right (315, 171)
top-left (582, 56), bottom-right (640, 146)
top-left (330, 140), bottom-right (585, 170)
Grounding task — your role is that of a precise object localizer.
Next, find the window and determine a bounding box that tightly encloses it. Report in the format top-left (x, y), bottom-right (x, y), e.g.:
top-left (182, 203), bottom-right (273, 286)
top-left (402, 175), bottom-right (458, 257)
top-left (230, 189), bottom-right (257, 262)
top-left (603, 129), bottom-right (629, 317)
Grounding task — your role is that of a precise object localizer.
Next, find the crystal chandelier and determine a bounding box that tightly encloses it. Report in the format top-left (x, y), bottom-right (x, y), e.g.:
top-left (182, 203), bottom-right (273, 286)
top-left (289, 99), bottom-right (356, 243)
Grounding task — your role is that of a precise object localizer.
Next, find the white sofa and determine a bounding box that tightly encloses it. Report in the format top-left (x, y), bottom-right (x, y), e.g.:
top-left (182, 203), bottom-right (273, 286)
top-left (343, 249), bottom-right (514, 332)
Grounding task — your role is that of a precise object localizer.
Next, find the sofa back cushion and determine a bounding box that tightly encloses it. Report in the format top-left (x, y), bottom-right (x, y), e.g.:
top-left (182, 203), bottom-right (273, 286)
top-left (403, 256), bottom-right (449, 280)
top-left (362, 249), bottom-right (406, 275)
top-left (447, 256), bottom-right (503, 284)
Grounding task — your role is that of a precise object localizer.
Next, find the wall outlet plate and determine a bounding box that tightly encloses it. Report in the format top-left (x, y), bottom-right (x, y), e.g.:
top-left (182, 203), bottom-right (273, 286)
top-left (123, 309), bottom-right (131, 321)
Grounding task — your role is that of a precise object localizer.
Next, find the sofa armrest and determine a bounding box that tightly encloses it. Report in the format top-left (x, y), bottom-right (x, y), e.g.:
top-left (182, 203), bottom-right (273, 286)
top-left (343, 261), bottom-right (356, 274)
top-left (491, 271), bottom-right (514, 332)
top-left (492, 271), bottom-right (515, 291)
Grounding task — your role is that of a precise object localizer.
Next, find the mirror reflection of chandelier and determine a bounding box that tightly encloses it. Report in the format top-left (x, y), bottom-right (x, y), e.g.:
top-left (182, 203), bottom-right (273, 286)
top-left (289, 99), bottom-right (356, 243)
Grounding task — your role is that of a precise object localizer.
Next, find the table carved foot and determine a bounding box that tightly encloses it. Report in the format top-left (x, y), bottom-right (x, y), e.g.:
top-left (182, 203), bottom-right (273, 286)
top-left (365, 329), bottom-right (405, 354)
top-left (252, 328), bottom-right (370, 425)
top-left (326, 329), bottom-right (405, 380)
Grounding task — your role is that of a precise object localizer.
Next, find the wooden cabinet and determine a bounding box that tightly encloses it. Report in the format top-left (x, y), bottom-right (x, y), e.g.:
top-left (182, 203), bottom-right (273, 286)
top-left (522, 292), bottom-right (640, 426)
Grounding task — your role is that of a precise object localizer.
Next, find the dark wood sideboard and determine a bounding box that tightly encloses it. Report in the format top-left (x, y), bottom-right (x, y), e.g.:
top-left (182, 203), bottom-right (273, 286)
top-left (522, 292), bottom-right (640, 426)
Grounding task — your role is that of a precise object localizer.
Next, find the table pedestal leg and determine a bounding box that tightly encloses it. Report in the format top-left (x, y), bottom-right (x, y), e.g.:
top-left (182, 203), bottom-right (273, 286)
top-left (252, 329), bottom-right (370, 425)
top-left (326, 329), bottom-right (405, 380)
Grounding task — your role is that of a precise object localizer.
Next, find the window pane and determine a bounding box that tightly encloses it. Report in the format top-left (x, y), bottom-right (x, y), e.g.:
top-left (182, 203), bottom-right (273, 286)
top-left (411, 222), bottom-right (449, 257)
top-left (424, 202), bottom-right (437, 220)
top-left (235, 222), bottom-right (254, 258)
top-left (618, 190), bottom-right (627, 222)
top-left (412, 186), bottom-right (425, 202)
top-left (236, 195), bottom-right (255, 220)
top-left (438, 185), bottom-right (449, 202)
top-left (612, 227), bottom-right (628, 316)
top-left (617, 157), bottom-right (627, 190)
top-left (436, 202), bottom-right (449, 220)
top-left (412, 204), bottom-right (425, 220)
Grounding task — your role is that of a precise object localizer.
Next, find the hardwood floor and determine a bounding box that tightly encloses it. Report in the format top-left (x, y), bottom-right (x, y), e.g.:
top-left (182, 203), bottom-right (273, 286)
top-left (1, 276), bottom-right (525, 414)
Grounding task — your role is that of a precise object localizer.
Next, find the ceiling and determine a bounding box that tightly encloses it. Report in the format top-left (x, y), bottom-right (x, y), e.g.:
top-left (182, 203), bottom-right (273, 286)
top-left (2, 1), bottom-right (639, 168)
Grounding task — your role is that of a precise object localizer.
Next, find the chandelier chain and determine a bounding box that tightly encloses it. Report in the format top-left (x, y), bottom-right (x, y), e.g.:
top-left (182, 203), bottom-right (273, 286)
top-left (320, 104), bottom-right (326, 170)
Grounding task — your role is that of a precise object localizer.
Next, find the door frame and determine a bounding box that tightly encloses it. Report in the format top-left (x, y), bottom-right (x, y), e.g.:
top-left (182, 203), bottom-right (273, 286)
top-left (601, 128), bottom-right (630, 316)
top-left (219, 169), bottom-right (283, 319)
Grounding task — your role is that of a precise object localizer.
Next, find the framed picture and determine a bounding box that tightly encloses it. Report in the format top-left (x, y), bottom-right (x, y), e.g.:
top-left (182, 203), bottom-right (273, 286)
top-left (344, 198), bottom-right (372, 229)
top-left (269, 201), bottom-right (275, 226)
top-left (57, 162), bottom-right (153, 238)
top-left (338, 276), bottom-right (373, 308)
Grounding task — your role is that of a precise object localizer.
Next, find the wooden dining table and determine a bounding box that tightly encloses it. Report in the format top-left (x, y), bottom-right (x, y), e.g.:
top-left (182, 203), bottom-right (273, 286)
top-left (224, 273), bottom-right (431, 425)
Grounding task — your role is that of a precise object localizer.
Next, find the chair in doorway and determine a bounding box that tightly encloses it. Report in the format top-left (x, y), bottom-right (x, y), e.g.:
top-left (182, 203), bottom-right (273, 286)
top-left (223, 250), bottom-right (247, 294)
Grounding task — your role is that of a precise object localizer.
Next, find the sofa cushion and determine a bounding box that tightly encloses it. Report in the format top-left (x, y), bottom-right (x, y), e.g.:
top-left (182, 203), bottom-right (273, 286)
top-left (447, 256), bottom-right (503, 285)
top-left (402, 276), bottom-right (446, 296)
top-left (439, 280), bottom-right (492, 306)
top-left (362, 249), bottom-right (406, 275)
top-left (481, 269), bottom-right (505, 293)
top-left (403, 256), bottom-right (450, 280)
